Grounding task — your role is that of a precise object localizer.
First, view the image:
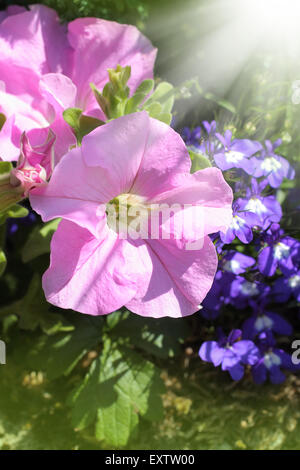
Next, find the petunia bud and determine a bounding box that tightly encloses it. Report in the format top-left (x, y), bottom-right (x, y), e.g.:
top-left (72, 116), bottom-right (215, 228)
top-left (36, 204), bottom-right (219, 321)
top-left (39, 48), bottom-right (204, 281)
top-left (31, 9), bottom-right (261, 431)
top-left (10, 129), bottom-right (56, 197)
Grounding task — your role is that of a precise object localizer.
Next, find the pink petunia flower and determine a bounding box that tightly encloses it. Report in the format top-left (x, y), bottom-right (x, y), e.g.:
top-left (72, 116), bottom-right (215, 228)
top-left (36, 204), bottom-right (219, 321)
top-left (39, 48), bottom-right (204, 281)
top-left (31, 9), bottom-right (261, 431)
top-left (10, 128), bottom-right (55, 197)
top-left (0, 4), bottom-right (156, 162)
top-left (30, 112), bottom-right (233, 318)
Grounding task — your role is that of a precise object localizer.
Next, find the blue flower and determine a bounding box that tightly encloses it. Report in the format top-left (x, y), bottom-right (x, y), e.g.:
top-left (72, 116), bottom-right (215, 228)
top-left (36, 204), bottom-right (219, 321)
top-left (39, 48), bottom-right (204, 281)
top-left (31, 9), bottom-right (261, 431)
top-left (221, 250), bottom-right (256, 274)
top-left (181, 126), bottom-right (202, 147)
top-left (251, 332), bottom-right (296, 384)
top-left (199, 329), bottom-right (260, 380)
top-left (272, 270), bottom-right (300, 303)
top-left (213, 130), bottom-right (262, 174)
top-left (252, 139), bottom-right (295, 188)
top-left (229, 277), bottom-right (270, 309)
top-left (6, 209), bottom-right (37, 237)
top-left (237, 179), bottom-right (282, 229)
top-left (242, 301), bottom-right (292, 339)
top-left (258, 224), bottom-right (299, 276)
top-left (220, 202), bottom-right (260, 244)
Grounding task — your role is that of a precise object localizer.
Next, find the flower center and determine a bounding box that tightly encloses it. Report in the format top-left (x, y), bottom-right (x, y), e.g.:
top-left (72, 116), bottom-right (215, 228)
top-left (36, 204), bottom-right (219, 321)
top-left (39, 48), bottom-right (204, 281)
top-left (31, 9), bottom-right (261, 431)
top-left (224, 259), bottom-right (240, 272)
top-left (240, 281), bottom-right (259, 297)
top-left (245, 197), bottom-right (267, 216)
top-left (254, 315), bottom-right (273, 332)
top-left (225, 150), bottom-right (244, 163)
top-left (261, 157), bottom-right (282, 173)
top-left (288, 274), bottom-right (300, 289)
top-left (105, 193), bottom-right (148, 235)
top-left (263, 352), bottom-right (281, 368)
top-left (231, 215), bottom-right (245, 230)
top-left (273, 242), bottom-right (290, 260)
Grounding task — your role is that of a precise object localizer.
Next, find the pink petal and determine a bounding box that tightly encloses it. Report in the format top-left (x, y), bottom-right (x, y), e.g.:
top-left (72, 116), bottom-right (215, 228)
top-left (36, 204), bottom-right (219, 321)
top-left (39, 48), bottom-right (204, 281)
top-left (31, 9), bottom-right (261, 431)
top-left (0, 6), bottom-right (27, 24)
top-left (39, 73), bottom-right (77, 111)
top-left (39, 73), bottom-right (78, 161)
top-left (68, 17), bottom-right (157, 110)
top-left (82, 112), bottom-right (191, 198)
top-left (151, 168), bottom-right (233, 236)
top-left (0, 90), bottom-right (50, 161)
top-left (29, 147), bottom-right (118, 238)
top-left (0, 4), bottom-right (71, 75)
top-left (126, 236), bottom-right (217, 318)
top-left (43, 220), bottom-right (148, 315)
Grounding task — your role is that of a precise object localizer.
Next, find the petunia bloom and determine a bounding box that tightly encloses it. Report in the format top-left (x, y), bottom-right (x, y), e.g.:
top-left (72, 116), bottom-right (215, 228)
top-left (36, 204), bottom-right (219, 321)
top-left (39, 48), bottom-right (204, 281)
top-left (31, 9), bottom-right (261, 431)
top-left (0, 4), bottom-right (157, 162)
top-left (30, 112), bottom-right (233, 318)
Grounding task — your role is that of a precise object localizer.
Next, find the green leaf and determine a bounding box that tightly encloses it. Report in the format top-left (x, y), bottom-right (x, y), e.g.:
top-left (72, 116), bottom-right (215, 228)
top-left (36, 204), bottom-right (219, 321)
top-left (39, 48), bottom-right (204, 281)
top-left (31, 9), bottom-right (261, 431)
top-left (0, 161), bottom-right (12, 175)
top-left (0, 204), bottom-right (29, 225)
top-left (124, 92), bottom-right (147, 114)
top-left (0, 163), bottom-right (24, 214)
top-left (63, 107), bottom-right (82, 132)
top-left (155, 112), bottom-right (172, 125)
top-left (0, 274), bottom-right (73, 335)
top-left (22, 219), bottom-right (60, 263)
top-left (28, 315), bottom-right (103, 380)
top-left (189, 150), bottom-right (212, 172)
top-left (144, 101), bottom-right (162, 118)
top-left (0, 113), bottom-right (6, 131)
top-left (110, 311), bottom-right (190, 358)
top-left (78, 114), bottom-right (104, 140)
top-left (63, 108), bottom-right (103, 143)
top-left (69, 341), bottom-right (164, 447)
top-left (204, 92), bottom-right (236, 114)
top-left (0, 249), bottom-right (6, 277)
top-left (135, 79), bottom-right (154, 95)
top-left (144, 82), bottom-right (174, 113)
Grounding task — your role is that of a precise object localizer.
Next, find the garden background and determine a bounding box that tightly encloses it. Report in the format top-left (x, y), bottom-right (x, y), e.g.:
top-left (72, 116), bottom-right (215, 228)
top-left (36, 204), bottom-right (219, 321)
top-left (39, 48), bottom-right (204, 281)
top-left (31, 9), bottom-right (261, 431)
top-left (0, 0), bottom-right (300, 450)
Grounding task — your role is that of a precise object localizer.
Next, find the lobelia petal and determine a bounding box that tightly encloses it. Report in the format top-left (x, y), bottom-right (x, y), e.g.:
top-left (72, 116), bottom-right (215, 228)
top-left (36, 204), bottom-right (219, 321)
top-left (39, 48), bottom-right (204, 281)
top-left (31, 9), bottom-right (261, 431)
top-left (199, 341), bottom-right (225, 366)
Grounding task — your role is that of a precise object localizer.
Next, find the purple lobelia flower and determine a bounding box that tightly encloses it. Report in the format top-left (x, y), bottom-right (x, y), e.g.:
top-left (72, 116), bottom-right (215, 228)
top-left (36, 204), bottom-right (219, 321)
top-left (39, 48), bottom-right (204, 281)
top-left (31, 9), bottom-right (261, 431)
top-left (252, 139), bottom-right (295, 188)
top-left (201, 274), bottom-right (223, 320)
top-left (6, 208), bottom-right (37, 236)
top-left (181, 126), bottom-right (202, 147)
top-left (272, 270), bottom-right (300, 303)
top-left (229, 277), bottom-right (270, 309)
top-left (252, 331), bottom-right (295, 384)
top-left (258, 224), bottom-right (299, 276)
top-left (221, 250), bottom-right (256, 275)
top-left (220, 202), bottom-right (260, 245)
top-left (213, 130), bottom-right (262, 174)
top-left (242, 300), bottom-right (292, 339)
top-left (236, 179), bottom-right (282, 229)
top-left (199, 329), bottom-right (260, 380)
top-left (202, 120), bottom-right (217, 136)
